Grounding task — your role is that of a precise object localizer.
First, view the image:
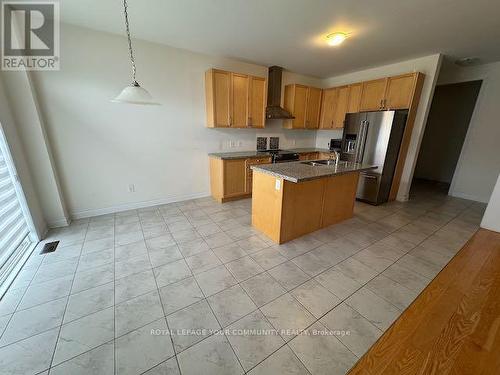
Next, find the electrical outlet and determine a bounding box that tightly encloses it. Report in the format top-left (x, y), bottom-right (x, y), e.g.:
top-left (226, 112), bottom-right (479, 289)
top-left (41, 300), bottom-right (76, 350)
top-left (237, 140), bottom-right (242, 147)
top-left (291, 140), bottom-right (296, 146)
top-left (229, 140), bottom-right (236, 148)
top-left (275, 179), bottom-right (281, 191)
top-left (128, 184), bottom-right (135, 193)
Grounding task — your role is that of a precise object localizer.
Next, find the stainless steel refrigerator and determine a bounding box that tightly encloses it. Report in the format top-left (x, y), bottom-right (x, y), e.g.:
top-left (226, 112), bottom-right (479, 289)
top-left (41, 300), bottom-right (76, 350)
top-left (341, 110), bottom-right (408, 205)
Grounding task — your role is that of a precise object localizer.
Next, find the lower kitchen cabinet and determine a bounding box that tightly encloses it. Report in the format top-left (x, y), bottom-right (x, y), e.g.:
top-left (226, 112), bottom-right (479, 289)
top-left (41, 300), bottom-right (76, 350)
top-left (298, 152), bottom-right (319, 161)
top-left (209, 156), bottom-right (271, 202)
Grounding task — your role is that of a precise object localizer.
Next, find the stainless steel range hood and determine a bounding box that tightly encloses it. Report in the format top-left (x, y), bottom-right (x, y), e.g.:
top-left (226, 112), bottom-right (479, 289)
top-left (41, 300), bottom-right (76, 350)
top-left (266, 66), bottom-right (294, 120)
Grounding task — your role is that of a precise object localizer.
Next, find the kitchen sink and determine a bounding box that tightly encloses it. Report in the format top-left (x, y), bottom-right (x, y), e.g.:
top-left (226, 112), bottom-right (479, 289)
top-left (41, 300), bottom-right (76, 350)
top-left (300, 159), bottom-right (354, 167)
top-left (301, 159), bottom-right (338, 166)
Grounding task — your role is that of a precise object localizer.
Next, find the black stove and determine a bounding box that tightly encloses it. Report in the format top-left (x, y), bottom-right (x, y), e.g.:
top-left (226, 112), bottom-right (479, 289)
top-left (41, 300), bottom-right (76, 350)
top-left (259, 149), bottom-right (300, 163)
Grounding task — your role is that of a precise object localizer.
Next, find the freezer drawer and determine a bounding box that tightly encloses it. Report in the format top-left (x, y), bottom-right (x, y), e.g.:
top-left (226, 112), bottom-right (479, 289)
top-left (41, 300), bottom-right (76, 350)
top-left (356, 172), bottom-right (381, 204)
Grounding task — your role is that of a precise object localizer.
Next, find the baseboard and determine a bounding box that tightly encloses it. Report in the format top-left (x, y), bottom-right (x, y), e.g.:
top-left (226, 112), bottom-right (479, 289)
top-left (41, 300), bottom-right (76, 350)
top-left (449, 190), bottom-right (489, 203)
top-left (47, 217), bottom-right (71, 228)
top-left (70, 191), bottom-right (211, 220)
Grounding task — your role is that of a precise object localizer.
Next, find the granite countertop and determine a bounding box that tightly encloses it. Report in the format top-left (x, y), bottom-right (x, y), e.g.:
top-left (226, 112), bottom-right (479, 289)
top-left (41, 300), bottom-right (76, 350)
top-left (251, 160), bottom-right (377, 183)
top-left (209, 148), bottom-right (334, 160)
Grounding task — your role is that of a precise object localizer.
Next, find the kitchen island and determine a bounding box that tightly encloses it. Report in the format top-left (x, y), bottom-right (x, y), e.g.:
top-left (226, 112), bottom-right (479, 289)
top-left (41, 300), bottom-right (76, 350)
top-left (251, 160), bottom-right (376, 244)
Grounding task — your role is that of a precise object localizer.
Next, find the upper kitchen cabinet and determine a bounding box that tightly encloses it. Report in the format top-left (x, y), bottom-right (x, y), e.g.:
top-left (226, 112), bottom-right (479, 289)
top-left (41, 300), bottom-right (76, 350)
top-left (359, 78), bottom-right (388, 111)
top-left (305, 86), bottom-right (322, 129)
top-left (205, 69), bottom-right (266, 128)
top-left (359, 72), bottom-right (419, 111)
top-left (231, 73), bottom-right (249, 127)
top-left (283, 84), bottom-right (322, 129)
top-left (319, 85), bottom-right (359, 129)
top-left (347, 82), bottom-right (362, 113)
top-left (332, 85), bottom-right (350, 128)
top-left (384, 73), bottom-right (418, 109)
top-left (248, 76), bottom-right (267, 128)
top-left (205, 69), bottom-right (231, 127)
top-left (320, 85), bottom-right (354, 129)
top-left (319, 88), bottom-right (337, 129)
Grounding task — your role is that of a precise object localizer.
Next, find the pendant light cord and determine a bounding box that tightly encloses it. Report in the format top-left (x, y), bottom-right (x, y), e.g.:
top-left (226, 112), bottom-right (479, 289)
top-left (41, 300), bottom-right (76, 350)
top-left (122, 0), bottom-right (137, 85)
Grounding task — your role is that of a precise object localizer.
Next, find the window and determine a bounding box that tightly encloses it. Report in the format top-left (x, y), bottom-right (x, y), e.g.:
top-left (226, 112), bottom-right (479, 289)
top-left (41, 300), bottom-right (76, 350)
top-left (0, 125), bottom-right (37, 297)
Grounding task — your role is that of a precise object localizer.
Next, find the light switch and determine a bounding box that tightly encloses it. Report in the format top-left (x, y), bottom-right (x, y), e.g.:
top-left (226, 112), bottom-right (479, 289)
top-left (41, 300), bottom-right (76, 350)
top-left (275, 179), bottom-right (281, 190)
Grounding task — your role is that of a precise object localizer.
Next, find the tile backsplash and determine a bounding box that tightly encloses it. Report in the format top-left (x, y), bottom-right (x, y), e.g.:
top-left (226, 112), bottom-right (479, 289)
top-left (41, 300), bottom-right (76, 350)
top-left (269, 137), bottom-right (279, 150)
top-left (256, 137), bottom-right (267, 151)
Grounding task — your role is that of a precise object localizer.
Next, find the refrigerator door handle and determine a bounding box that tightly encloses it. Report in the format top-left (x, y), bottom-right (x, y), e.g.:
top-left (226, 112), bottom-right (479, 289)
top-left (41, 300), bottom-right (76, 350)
top-left (355, 121), bottom-right (369, 163)
top-left (360, 173), bottom-right (377, 180)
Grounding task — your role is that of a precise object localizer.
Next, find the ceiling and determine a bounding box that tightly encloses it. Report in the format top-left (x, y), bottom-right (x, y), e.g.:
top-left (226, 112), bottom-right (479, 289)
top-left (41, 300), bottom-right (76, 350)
top-left (60, 0), bottom-right (500, 78)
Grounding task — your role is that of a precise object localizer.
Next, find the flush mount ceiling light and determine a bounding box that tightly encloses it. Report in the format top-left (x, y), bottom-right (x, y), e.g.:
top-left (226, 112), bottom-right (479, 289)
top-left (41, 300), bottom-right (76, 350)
top-left (326, 32), bottom-right (348, 46)
top-left (112, 0), bottom-right (159, 105)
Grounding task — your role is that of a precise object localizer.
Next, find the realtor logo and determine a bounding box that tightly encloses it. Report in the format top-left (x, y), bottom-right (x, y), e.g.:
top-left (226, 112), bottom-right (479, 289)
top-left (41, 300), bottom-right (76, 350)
top-left (1, 1), bottom-right (59, 70)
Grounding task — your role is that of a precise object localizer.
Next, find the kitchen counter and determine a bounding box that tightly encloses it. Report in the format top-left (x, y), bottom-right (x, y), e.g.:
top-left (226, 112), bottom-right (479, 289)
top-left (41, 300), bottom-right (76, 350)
top-left (208, 148), bottom-right (334, 160)
top-left (251, 160), bottom-right (375, 244)
top-left (251, 160), bottom-right (377, 183)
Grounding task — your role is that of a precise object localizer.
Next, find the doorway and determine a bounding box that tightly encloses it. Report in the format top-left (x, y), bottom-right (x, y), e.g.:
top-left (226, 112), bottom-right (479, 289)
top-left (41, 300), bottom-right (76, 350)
top-left (412, 80), bottom-right (482, 194)
top-left (0, 124), bottom-right (38, 297)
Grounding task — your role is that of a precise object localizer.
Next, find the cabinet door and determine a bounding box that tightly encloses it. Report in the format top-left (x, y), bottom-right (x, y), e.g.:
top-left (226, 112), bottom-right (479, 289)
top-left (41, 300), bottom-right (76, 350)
top-left (384, 73), bottom-right (416, 109)
top-left (298, 153), bottom-right (310, 161)
top-left (212, 70), bottom-right (231, 127)
top-left (285, 85), bottom-right (308, 129)
top-left (360, 78), bottom-right (388, 111)
top-left (333, 85), bottom-right (349, 128)
top-left (245, 157), bottom-right (272, 193)
top-left (305, 87), bottom-right (322, 129)
top-left (347, 83), bottom-right (362, 113)
top-left (224, 159), bottom-right (246, 197)
top-left (231, 73), bottom-right (249, 127)
top-left (248, 76), bottom-right (266, 128)
top-left (319, 88), bottom-right (337, 129)
top-left (318, 152), bottom-right (335, 160)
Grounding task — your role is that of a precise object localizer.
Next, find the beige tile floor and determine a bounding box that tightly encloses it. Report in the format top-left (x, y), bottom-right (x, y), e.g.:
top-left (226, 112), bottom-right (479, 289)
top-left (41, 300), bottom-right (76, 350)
top-left (0, 182), bottom-right (486, 375)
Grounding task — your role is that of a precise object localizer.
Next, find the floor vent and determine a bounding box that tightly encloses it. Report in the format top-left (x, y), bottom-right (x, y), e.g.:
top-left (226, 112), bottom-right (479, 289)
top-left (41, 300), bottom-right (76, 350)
top-left (40, 241), bottom-right (59, 254)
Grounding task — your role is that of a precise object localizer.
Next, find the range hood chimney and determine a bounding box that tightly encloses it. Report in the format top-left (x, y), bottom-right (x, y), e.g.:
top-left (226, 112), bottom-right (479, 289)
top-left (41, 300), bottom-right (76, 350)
top-left (266, 66), bottom-right (294, 120)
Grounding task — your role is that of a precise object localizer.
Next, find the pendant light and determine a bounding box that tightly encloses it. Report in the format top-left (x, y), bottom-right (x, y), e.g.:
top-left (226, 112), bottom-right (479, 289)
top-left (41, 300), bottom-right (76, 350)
top-left (112, 0), bottom-right (159, 105)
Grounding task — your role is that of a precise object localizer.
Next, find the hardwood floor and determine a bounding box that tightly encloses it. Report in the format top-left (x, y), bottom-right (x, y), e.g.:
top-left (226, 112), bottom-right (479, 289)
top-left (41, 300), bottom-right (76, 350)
top-left (348, 228), bottom-right (500, 374)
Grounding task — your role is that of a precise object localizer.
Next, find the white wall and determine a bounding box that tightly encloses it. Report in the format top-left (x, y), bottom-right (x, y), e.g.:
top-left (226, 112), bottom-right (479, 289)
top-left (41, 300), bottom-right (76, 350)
top-left (481, 173), bottom-right (500, 232)
top-left (0, 75), bottom-right (46, 237)
top-left (0, 70), bottom-right (69, 227)
top-left (438, 60), bottom-right (500, 202)
top-left (29, 23), bottom-right (321, 219)
top-left (316, 54), bottom-right (443, 201)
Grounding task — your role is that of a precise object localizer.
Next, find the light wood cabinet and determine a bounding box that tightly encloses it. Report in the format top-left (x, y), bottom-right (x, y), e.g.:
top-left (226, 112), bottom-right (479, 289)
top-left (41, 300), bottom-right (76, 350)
top-left (205, 69), bottom-right (266, 128)
top-left (231, 73), bottom-right (249, 127)
top-left (318, 152), bottom-right (336, 160)
top-left (319, 85), bottom-right (350, 129)
top-left (210, 156), bottom-right (271, 202)
top-left (319, 88), bottom-right (337, 129)
top-left (384, 73), bottom-right (416, 110)
top-left (298, 152), bottom-right (319, 161)
top-left (284, 84), bottom-right (322, 129)
top-left (205, 69), bottom-right (231, 127)
top-left (332, 85), bottom-right (350, 128)
top-left (245, 157), bottom-right (272, 193)
top-left (347, 83), bottom-right (362, 113)
top-left (248, 76), bottom-right (266, 128)
top-left (305, 87), bottom-right (322, 129)
top-left (223, 159), bottom-right (247, 197)
top-left (360, 78), bottom-right (388, 111)
top-left (359, 73), bottom-right (418, 111)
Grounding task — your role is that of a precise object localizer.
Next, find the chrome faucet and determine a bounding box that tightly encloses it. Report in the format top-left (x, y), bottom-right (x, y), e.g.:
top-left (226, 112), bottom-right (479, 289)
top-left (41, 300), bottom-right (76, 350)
top-left (332, 150), bottom-right (340, 167)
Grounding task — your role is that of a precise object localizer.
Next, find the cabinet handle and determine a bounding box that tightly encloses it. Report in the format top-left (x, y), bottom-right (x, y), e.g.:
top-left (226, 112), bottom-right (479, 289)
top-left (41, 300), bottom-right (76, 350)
top-left (248, 117), bottom-right (252, 126)
top-left (229, 116), bottom-right (232, 126)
